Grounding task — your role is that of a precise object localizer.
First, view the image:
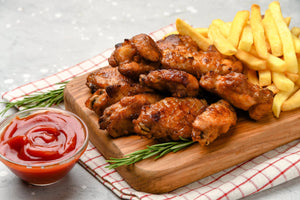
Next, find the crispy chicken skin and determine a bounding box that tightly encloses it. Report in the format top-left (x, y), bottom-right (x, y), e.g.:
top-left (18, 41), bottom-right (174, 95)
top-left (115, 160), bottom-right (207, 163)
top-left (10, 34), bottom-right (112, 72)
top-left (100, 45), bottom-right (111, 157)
top-left (139, 69), bottom-right (199, 97)
top-left (131, 34), bottom-right (162, 62)
top-left (85, 89), bottom-right (108, 115)
top-left (85, 67), bottom-right (153, 115)
top-left (133, 97), bottom-right (208, 141)
top-left (86, 67), bottom-right (132, 93)
top-left (248, 88), bottom-right (274, 120)
top-left (118, 60), bottom-right (160, 80)
top-left (99, 93), bottom-right (162, 138)
top-left (192, 100), bottom-right (237, 146)
top-left (85, 83), bottom-right (153, 116)
top-left (108, 34), bottom-right (161, 79)
top-left (108, 39), bottom-right (136, 67)
top-left (199, 71), bottom-right (273, 120)
top-left (157, 34), bottom-right (243, 78)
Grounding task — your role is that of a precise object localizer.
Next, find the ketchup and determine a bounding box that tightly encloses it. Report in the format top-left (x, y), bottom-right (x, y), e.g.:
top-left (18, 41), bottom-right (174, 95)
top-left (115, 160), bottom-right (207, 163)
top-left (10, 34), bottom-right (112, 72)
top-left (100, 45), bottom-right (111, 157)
top-left (0, 109), bottom-right (88, 185)
top-left (0, 111), bottom-right (85, 165)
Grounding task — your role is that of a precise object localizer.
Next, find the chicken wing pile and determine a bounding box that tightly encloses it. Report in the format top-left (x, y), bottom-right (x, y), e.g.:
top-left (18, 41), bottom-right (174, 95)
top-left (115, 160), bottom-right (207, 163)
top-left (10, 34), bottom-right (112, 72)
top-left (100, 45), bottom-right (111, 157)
top-left (85, 33), bottom-right (274, 146)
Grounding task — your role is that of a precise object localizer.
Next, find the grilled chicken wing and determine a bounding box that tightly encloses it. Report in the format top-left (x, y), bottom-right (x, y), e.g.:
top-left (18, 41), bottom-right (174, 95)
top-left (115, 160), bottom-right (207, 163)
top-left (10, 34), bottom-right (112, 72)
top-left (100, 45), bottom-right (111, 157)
top-left (157, 34), bottom-right (243, 78)
top-left (133, 97), bottom-right (207, 141)
top-left (139, 69), bottom-right (199, 97)
top-left (85, 83), bottom-right (153, 116)
top-left (131, 33), bottom-right (161, 62)
top-left (108, 34), bottom-right (161, 80)
top-left (99, 93), bottom-right (162, 138)
top-left (199, 71), bottom-right (273, 120)
top-left (86, 67), bottom-right (132, 93)
top-left (85, 89), bottom-right (108, 115)
top-left (192, 100), bottom-right (237, 146)
top-left (118, 60), bottom-right (160, 80)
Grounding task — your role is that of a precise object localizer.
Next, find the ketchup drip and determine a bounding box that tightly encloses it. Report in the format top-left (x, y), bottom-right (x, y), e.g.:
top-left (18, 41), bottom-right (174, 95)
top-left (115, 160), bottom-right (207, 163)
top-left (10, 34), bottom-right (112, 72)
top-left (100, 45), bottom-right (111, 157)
top-left (0, 111), bottom-right (85, 165)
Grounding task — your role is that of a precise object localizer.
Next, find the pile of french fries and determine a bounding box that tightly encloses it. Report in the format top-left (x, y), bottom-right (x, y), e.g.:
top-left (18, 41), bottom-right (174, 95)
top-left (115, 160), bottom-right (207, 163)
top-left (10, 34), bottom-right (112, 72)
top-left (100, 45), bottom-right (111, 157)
top-left (172, 1), bottom-right (300, 118)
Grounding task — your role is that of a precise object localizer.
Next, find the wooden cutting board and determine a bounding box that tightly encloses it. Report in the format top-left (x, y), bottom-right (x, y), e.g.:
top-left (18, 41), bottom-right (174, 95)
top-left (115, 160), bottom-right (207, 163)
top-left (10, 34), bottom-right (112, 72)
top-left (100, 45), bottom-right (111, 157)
top-left (64, 69), bottom-right (300, 194)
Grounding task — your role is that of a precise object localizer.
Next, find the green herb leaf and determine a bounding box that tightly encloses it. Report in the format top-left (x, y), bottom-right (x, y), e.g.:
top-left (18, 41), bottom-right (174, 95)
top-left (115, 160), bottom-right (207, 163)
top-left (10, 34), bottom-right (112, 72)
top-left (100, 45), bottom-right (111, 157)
top-left (0, 81), bottom-right (69, 116)
top-left (106, 138), bottom-right (196, 169)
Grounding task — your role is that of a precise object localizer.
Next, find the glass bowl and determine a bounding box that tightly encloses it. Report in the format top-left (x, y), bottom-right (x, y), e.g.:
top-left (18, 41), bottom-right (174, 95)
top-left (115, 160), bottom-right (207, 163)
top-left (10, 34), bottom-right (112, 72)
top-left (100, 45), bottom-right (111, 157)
top-left (0, 107), bottom-right (89, 186)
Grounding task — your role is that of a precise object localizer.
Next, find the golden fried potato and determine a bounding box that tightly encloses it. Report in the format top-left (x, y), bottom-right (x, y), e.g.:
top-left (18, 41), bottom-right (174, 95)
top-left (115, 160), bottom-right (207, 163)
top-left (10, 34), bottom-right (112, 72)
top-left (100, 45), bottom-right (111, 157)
top-left (176, 18), bottom-right (212, 50)
top-left (208, 24), bottom-right (237, 55)
top-left (272, 86), bottom-right (299, 117)
top-left (272, 71), bottom-right (295, 92)
top-left (244, 68), bottom-right (259, 85)
top-left (235, 49), bottom-right (267, 70)
top-left (267, 54), bottom-right (286, 72)
top-left (211, 19), bottom-right (230, 37)
top-left (228, 10), bottom-right (250, 48)
top-left (259, 70), bottom-right (271, 87)
top-left (269, 1), bottom-right (298, 73)
top-left (282, 88), bottom-right (300, 111)
top-left (263, 9), bottom-right (283, 57)
top-left (238, 25), bottom-right (253, 52)
top-left (291, 27), bottom-right (300, 37)
top-left (285, 72), bottom-right (299, 83)
top-left (266, 84), bottom-right (279, 94)
top-left (250, 4), bottom-right (268, 59)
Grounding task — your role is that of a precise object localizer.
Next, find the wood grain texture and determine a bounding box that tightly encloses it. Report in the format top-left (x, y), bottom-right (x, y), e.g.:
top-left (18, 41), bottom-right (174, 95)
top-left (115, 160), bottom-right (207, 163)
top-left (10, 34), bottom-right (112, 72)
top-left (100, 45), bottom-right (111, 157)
top-left (64, 69), bottom-right (300, 194)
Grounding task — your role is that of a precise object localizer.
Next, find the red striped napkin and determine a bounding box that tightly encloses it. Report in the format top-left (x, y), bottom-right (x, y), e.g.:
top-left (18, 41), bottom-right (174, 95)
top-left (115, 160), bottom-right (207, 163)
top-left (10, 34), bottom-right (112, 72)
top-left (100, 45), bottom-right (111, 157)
top-left (2, 24), bottom-right (300, 200)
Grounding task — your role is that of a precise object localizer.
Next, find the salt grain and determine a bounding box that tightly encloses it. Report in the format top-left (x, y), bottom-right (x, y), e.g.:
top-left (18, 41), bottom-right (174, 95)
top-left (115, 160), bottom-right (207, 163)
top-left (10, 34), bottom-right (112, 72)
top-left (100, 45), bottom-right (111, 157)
top-left (55, 13), bottom-right (62, 18)
top-left (186, 6), bottom-right (198, 14)
top-left (4, 79), bottom-right (14, 84)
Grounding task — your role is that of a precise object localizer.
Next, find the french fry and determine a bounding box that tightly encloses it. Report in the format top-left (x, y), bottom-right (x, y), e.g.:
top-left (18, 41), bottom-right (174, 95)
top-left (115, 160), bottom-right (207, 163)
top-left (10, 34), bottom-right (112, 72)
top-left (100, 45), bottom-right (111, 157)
top-left (269, 1), bottom-right (298, 73)
top-left (249, 45), bottom-right (259, 57)
top-left (176, 18), bottom-right (212, 50)
top-left (259, 70), bottom-right (271, 87)
top-left (292, 34), bottom-right (300, 54)
top-left (296, 57), bottom-right (300, 85)
top-left (238, 25), bottom-right (253, 52)
top-left (211, 19), bottom-right (230, 37)
top-left (285, 17), bottom-right (291, 27)
top-left (262, 9), bottom-right (283, 57)
top-left (235, 49), bottom-right (267, 70)
top-left (282, 88), bottom-right (300, 111)
top-left (250, 4), bottom-right (269, 59)
top-left (267, 84), bottom-right (279, 94)
top-left (272, 86), bottom-right (299, 117)
top-left (291, 27), bottom-right (300, 37)
top-left (285, 72), bottom-right (299, 83)
top-left (245, 68), bottom-right (259, 85)
top-left (272, 71), bottom-right (295, 92)
top-left (208, 24), bottom-right (237, 55)
top-left (228, 10), bottom-right (250, 48)
top-left (267, 54), bottom-right (286, 72)
top-left (195, 28), bottom-right (209, 37)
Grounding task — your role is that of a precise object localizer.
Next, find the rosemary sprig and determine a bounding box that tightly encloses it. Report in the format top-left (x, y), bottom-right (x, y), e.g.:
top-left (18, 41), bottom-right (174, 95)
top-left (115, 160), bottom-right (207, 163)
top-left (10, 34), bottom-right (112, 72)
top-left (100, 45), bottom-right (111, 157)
top-left (0, 81), bottom-right (69, 116)
top-left (106, 138), bottom-right (196, 169)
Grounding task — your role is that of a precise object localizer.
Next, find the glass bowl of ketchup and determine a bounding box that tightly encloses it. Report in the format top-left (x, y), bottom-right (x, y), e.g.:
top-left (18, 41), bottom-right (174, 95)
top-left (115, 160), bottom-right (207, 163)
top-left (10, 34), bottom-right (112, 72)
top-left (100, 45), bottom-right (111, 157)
top-left (0, 107), bottom-right (89, 186)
